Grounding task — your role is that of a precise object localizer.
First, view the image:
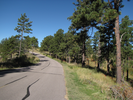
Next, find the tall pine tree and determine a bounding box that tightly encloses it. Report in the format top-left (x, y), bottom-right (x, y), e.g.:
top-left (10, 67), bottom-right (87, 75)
top-left (14, 13), bottom-right (32, 57)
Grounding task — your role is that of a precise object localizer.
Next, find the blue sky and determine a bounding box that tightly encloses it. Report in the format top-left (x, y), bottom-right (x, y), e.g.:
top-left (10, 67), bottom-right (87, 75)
top-left (0, 0), bottom-right (133, 47)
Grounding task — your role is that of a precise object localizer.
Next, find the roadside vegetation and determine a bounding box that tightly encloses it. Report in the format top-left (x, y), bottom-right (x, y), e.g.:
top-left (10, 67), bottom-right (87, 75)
top-left (40, 1), bottom-right (133, 99)
top-left (43, 53), bottom-right (133, 100)
top-left (0, 13), bottom-right (39, 70)
top-left (0, 52), bottom-right (39, 70)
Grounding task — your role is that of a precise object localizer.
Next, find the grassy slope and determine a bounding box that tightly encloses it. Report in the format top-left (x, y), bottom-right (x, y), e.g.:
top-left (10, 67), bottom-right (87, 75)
top-left (46, 55), bottom-right (116, 100)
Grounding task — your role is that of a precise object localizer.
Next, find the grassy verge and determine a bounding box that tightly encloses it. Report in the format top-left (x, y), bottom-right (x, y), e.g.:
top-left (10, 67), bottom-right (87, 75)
top-left (45, 55), bottom-right (116, 100)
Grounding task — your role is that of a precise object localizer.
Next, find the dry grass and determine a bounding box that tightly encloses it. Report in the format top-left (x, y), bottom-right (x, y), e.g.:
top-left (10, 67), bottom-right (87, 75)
top-left (63, 62), bottom-right (116, 100)
top-left (77, 68), bottom-right (115, 86)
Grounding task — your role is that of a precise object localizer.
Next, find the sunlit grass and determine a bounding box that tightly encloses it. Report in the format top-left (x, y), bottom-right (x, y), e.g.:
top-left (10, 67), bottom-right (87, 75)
top-left (44, 55), bottom-right (115, 100)
top-left (62, 62), bottom-right (116, 100)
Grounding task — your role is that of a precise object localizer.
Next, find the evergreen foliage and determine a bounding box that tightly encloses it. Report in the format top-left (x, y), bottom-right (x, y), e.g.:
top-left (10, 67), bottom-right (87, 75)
top-left (14, 13), bottom-right (33, 56)
top-left (0, 36), bottom-right (19, 61)
top-left (120, 15), bottom-right (133, 81)
top-left (40, 35), bottom-right (53, 51)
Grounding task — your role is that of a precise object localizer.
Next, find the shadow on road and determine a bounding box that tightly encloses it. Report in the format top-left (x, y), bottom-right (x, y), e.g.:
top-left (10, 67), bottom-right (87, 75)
top-left (38, 56), bottom-right (45, 58)
top-left (0, 53), bottom-right (49, 77)
top-left (39, 60), bottom-right (48, 62)
top-left (0, 63), bottom-right (42, 77)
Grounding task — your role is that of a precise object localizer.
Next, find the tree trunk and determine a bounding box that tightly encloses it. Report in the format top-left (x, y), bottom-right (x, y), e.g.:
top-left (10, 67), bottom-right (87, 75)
top-left (10, 54), bottom-right (12, 59)
top-left (115, 16), bottom-right (122, 84)
top-left (127, 57), bottom-right (129, 81)
top-left (126, 69), bottom-right (128, 81)
top-left (74, 56), bottom-right (76, 64)
top-left (69, 55), bottom-right (70, 63)
top-left (32, 47), bottom-right (33, 54)
top-left (97, 36), bottom-right (101, 70)
top-left (107, 60), bottom-right (110, 74)
top-left (56, 54), bottom-right (57, 59)
top-left (123, 70), bottom-right (124, 81)
top-left (19, 32), bottom-right (23, 57)
top-left (66, 56), bottom-right (67, 62)
top-left (82, 40), bottom-right (85, 67)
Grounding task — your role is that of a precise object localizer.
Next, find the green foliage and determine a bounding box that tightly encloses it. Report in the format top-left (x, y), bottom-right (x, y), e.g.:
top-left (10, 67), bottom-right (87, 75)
top-left (0, 54), bottom-right (39, 69)
top-left (31, 36), bottom-right (38, 48)
top-left (93, 31), bottom-right (100, 55)
top-left (24, 35), bottom-right (32, 50)
top-left (14, 13), bottom-right (33, 56)
top-left (40, 35), bottom-right (53, 51)
top-left (120, 16), bottom-right (133, 72)
top-left (48, 29), bottom-right (64, 58)
top-left (86, 38), bottom-right (93, 57)
top-left (0, 35), bottom-right (19, 61)
top-left (14, 13), bottom-right (33, 34)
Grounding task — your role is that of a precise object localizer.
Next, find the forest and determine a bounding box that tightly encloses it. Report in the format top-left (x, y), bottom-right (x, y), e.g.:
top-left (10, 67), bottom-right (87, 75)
top-left (40, 0), bottom-right (133, 99)
top-left (40, 0), bottom-right (133, 84)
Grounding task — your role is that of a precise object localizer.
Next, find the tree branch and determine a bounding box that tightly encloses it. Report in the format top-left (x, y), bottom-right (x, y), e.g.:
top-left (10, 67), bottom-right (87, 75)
top-left (120, 32), bottom-right (126, 42)
top-left (108, 0), bottom-right (113, 9)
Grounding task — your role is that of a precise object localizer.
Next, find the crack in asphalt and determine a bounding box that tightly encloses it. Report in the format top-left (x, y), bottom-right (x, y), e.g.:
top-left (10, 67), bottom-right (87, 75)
top-left (41, 61), bottom-right (50, 70)
top-left (5, 76), bottom-right (27, 85)
top-left (22, 79), bottom-right (40, 100)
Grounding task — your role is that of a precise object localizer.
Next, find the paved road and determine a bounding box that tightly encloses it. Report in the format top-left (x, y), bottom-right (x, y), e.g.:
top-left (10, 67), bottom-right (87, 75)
top-left (0, 53), bottom-right (66, 100)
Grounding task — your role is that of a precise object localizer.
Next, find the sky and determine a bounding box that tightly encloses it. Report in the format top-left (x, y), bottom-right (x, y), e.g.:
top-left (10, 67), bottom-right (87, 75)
top-left (0, 0), bottom-right (133, 47)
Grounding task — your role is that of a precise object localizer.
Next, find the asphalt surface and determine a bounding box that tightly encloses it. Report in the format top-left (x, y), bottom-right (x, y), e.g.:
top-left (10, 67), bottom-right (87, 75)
top-left (0, 52), bottom-right (66, 100)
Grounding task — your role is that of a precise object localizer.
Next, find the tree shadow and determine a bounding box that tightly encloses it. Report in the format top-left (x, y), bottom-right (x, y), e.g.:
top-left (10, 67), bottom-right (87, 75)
top-left (0, 63), bottom-right (42, 77)
top-left (32, 53), bottom-right (39, 56)
top-left (39, 60), bottom-right (48, 62)
top-left (127, 78), bottom-right (133, 87)
top-left (38, 56), bottom-right (45, 58)
top-left (0, 55), bottom-right (43, 77)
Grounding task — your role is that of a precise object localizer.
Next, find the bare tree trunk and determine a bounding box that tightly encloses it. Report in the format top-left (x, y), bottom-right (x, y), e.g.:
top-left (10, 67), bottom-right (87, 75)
top-left (107, 60), bottom-right (110, 73)
top-left (97, 36), bottom-right (101, 70)
top-left (115, 16), bottom-right (122, 84)
top-left (74, 56), bottom-right (76, 64)
top-left (19, 32), bottom-right (23, 57)
top-left (69, 55), bottom-right (70, 63)
top-left (122, 59), bottom-right (126, 81)
top-left (126, 69), bottom-right (128, 81)
top-left (82, 40), bottom-right (85, 67)
top-left (127, 57), bottom-right (129, 81)
top-left (56, 54), bottom-right (57, 59)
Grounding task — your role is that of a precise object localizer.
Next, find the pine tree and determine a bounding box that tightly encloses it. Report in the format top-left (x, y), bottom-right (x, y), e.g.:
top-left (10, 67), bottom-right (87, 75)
top-left (86, 37), bottom-right (93, 66)
top-left (0, 35), bottom-right (19, 61)
top-left (24, 35), bottom-right (32, 52)
top-left (40, 35), bottom-right (53, 52)
top-left (31, 36), bottom-right (38, 53)
top-left (68, 0), bottom-right (108, 67)
top-left (107, 0), bottom-right (131, 83)
top-left (49, 29), bottom-right (64, 59)
top-left (120, 15), bottom-right (133, 81)
top-left (92, 31), bottom-right (100, 69)
top-left (68, 0), bottom-right (131, 83)
top-left (54, 29), bottom-right (64, 60)
top-left (14, 13), bottom-right (32, 57)
top-left (86, 38), bottom-right (93, 58)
